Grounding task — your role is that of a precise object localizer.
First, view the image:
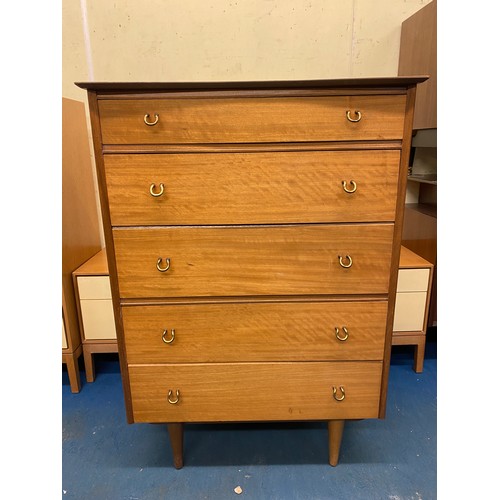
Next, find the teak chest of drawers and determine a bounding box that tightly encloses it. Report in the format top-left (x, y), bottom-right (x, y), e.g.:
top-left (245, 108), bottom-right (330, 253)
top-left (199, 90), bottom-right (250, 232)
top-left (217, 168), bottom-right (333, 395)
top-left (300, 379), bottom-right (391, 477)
top-left (77, 77), bottom-right (425, 468)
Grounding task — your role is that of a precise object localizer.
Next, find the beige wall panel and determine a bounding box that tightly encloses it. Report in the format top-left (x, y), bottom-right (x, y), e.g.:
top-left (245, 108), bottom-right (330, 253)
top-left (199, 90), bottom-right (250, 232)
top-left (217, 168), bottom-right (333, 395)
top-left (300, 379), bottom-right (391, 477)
top-left (80, 300), bottom-right (117, 340)
top-left (86, 1), bottom-right (353, 82)
top-left (351, 0), bottom-right (433, 76)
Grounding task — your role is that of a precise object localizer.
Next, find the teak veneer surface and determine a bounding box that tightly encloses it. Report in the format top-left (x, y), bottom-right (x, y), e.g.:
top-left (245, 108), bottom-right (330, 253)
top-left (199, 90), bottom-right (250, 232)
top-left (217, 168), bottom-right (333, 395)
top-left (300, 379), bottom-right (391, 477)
top-left (128, 361), bottom-right (382, 422)
top-left (113, 224), bottom-right (394, 298)
top-left (80, 77), bottom-right (424, 466)
top-left (122, 301), bottom-right (388, 363)
top-left (98, 95), bottom-right (406, 144)
top-left (104, 150), bottom-right (400, 225)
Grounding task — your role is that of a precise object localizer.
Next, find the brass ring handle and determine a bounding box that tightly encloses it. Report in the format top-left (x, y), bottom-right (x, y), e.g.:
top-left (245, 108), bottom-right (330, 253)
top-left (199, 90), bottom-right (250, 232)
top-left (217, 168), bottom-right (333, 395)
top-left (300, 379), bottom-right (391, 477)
top-left (162, 328), bottom-right (175, 344)
top-left (338, 255), bottom-right (353, 268)
top-left (342, 180), bottom-right (357, 194)
top-left (144, 113), bottom-right (159, 126)
top-left (346, 110), bottom-right (362, 122)
top-left (333, 386), bottom-right (346, 402)
top-left (335, 326), bottom-right (349, 341)
top-left (156, 257), bottom-right (171, 272)
top-left (150, 183), bottom-right (165, 197)
top-left (167, 389), bottom-right (180, 404)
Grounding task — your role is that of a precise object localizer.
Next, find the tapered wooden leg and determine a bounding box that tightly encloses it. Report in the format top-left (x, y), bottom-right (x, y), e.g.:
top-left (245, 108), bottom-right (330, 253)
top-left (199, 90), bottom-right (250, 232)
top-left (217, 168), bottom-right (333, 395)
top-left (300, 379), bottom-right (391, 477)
top-left (65, 355), bottom-right (81, 393)
top-left (413, 337), bottom-right (426, 373)
top-left (167, 423), bottom-right (184, 469)
top-left (83, 346), bottom-right (95, 383)
top-left (328, 420), bottom-right (345, 467)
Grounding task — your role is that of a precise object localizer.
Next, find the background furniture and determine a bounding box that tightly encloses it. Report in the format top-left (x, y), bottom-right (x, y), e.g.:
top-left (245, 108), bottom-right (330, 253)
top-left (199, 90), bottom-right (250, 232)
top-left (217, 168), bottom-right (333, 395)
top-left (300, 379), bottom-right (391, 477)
top-left (398, 0), bottom-right (437, 328)
top-left (78, 77), bottom-right (423, 468)
top-left (393, 246), bottom-right (434, 372)
top-left (62, 97), bottom-right (102, 393)
top-left (73, 248), bottom-right (118, 383)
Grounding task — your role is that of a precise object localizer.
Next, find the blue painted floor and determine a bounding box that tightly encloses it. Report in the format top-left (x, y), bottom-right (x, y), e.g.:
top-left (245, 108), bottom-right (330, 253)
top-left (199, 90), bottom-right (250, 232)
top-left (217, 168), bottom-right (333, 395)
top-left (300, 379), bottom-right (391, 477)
top-left (62, 340), bottom-right (436, 499)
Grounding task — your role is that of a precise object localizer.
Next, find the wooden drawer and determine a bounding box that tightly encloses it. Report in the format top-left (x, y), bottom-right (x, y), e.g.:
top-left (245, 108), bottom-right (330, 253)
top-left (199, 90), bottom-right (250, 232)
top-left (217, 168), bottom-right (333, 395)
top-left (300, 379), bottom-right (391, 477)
top-left (104, 150), bottom-right (401, 226)
top-left (128, 361), bottom-right (382, 422)
top-left (77, 276), bottom-right (112, 299)
top-left (122, 300), bottom-right (387, 363)
top-left (393, 292), bottom-right (427, 332)
top-left (80, 299), bottom-right (117, 340)
top-left (113, 224), bottom-right (394, 298)
top-left (98, 95), bottom-right (406, 144)
top-left (396, 268), bottom-right (430, 292)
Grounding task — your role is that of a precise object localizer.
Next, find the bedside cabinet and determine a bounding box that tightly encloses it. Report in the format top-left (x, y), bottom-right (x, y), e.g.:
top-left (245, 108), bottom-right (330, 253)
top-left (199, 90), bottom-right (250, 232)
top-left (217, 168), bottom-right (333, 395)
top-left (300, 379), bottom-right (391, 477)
top-left (392, 246), bottom-right (434, 372)
top-left (73, 249), bottom-right (118, 382)
top-left (77, 77), bottom-right (425, 468)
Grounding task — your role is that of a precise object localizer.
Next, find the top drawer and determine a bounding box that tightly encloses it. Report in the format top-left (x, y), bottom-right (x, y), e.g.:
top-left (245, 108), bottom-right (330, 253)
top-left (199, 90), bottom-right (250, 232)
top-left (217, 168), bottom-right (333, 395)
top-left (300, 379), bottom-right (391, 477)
top-left (98, 95), bottom-right (407, 145)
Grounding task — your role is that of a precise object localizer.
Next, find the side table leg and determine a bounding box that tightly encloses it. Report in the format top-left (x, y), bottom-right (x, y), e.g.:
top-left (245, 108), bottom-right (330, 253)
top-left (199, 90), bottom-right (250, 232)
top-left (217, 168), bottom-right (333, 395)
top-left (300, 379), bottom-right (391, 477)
top-left (66, 355), bottom-right (81, 393)
top-left (83, 345), bottom-right (95, 383)
top-left (167, 423), bottom-right (184, 469)
top-left (328, 420), bottom-right (345, 467)
top-left (413, 337), bottom-right (426, 373)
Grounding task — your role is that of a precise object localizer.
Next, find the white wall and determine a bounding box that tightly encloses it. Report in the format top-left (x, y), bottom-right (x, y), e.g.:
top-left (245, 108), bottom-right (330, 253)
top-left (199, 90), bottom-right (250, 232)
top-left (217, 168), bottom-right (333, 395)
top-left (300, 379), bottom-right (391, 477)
top-left (63, 0), bottom-right (432, 100)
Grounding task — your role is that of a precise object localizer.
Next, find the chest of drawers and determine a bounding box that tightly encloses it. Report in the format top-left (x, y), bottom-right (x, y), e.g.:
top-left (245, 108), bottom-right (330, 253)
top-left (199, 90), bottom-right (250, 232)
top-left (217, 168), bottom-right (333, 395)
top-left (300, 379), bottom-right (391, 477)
top-left (77, 77), bottom-right (424, 468)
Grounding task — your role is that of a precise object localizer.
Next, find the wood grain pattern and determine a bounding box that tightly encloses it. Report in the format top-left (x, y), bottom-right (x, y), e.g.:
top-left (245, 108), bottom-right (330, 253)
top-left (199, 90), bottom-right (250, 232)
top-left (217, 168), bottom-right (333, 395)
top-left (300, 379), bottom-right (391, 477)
top-left (113, 224), bottom-right (394, 298)
top-left (102, 141), bottom-right (403, 154)
top-left (80, 79), bottom-right (423, 464)
top-left (128, 361), bottom-right (382, 422)
top-left (98, 95), bottom-right (406, 144)
top-left (122, 301), bottom-right (388, 363)
top-left (87, 91), bottom-right (135, 421)
top-left (398, 1), bottom-right (436, 130)
top-left (104, 150), bottom-right (400, 225)
top-left (379, 85), bottom-right (416, 417)
top-left (62, 97), bottom-right (102, 354)
top-left (75, 76), bottom-right (428, 92)
top-left (72, 248), bottom-right (109, 276)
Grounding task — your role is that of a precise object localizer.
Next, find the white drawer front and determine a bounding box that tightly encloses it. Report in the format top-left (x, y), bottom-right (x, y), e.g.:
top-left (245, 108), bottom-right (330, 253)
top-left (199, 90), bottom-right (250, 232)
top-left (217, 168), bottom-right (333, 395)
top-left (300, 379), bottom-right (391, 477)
top-left (62, 318), bottom-right (68, 349)
top-left (393, 292), bottom-right (427, 332)
top-left (396, 269), bottom-right (429, 292)
top-left (80, 299), bottom-right (117, 340)
top-left (77, 276), bottom-right (112, 300)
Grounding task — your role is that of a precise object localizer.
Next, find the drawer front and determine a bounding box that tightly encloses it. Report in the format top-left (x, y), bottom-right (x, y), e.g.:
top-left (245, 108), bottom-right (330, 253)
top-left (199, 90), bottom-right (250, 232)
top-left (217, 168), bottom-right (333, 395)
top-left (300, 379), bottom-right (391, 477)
top-left (98, 95), bottom-right (406, 144)
top-left (128, 361), bottom-right (382, 422)
top-left (80, 300), bottom-right (117, 340)
top-left (62, 318), bottom-right (68, 349)
top-left (113, 224), bottom-right (394, 298)
top-left (396, 268), bottom-right (430, 292)
top-left (77, 276), bottom-right (112, 300)
top-left (104, 150), bottom-right (401, 226)
top-left (122, 301), bottom-right (388, 363)
top-left (393, 292), bottom-right (427, 332)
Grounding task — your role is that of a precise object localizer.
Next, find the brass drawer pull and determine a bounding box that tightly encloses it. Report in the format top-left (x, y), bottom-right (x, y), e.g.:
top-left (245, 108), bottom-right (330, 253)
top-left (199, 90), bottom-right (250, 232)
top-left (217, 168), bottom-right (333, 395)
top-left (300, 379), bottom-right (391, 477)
top-left (338, 255), bottom-right (353, 268)
top-left (150, 183), bottom-right (165, 197)
top-left (346, 110), bottom-right (362, 122)
top-left (342, 180), bottom-right (357, 194)
top-left (162, 328), bottom-right (175, 344)
top-left (332, 386), bottom-right (346, 402)
top-left (335, 326), bottom-right (349, 341)
top-left (156, 257), bottom-right (171, 272)
top-left (167, 389), bottom-right (180, 404)
top-left (144, 113), bottom-right (159, 126)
